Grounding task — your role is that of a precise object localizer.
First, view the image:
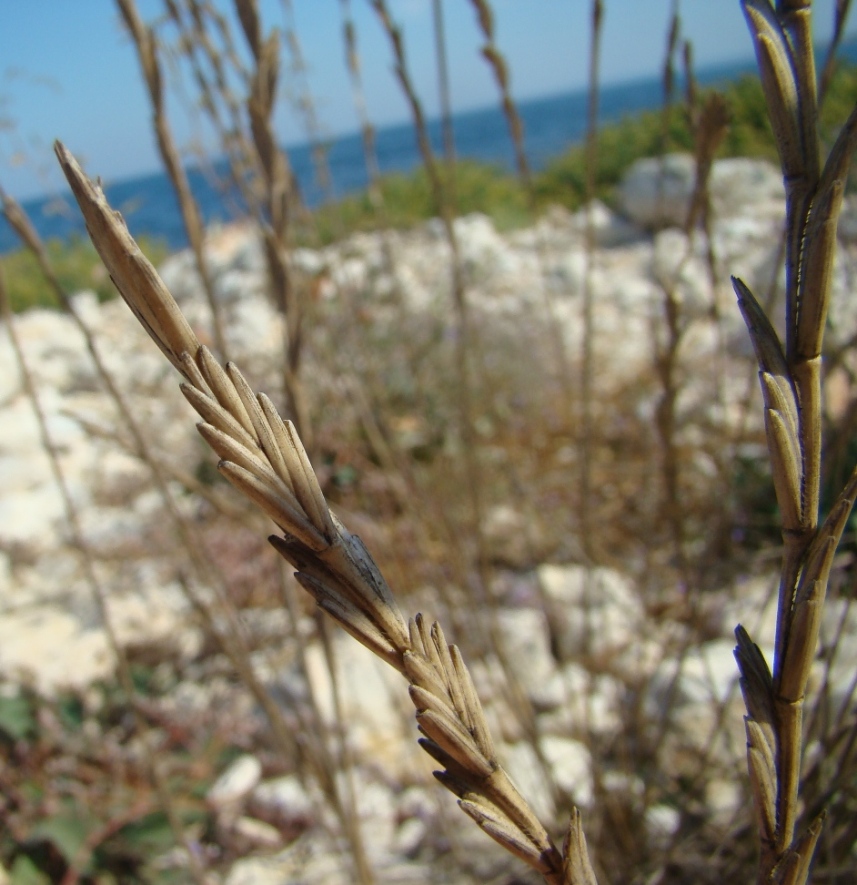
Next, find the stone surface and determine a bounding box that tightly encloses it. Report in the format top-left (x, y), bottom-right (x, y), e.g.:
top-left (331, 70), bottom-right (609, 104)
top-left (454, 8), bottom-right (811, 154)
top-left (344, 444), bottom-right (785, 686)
top-left (538, 563), bottom-right (644, 665)
top-left (207, 755), bottom-right (263, 807)
top-left (4, 162), bottom-right (857, 885)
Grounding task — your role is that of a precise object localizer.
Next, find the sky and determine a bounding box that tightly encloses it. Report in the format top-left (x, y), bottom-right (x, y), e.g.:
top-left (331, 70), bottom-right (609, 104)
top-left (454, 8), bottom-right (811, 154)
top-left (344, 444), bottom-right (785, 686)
top-left (0, 0), bottom-right (852, 201)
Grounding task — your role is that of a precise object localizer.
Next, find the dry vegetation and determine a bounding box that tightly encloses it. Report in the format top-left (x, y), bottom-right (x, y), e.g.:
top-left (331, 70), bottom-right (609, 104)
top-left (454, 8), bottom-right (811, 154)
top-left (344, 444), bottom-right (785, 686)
top-left (2, 1), bottom-right (857, 883)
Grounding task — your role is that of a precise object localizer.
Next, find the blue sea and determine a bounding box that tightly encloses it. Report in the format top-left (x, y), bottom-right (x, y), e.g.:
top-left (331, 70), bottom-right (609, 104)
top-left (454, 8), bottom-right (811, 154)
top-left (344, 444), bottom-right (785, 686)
top-left (0, 53), bottom-right (786, 255)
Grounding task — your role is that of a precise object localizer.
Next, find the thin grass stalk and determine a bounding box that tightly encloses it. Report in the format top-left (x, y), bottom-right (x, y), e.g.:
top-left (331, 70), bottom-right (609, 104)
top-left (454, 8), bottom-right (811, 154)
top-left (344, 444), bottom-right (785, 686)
top-left (467, 0), bottom-right (530, 189)
top-left (0, 184), bottom-right (365, 869)
top-left (314, 611), bottom-right (378, 885)
top-left (280, 0), bottom-right (338, 213)
top-left (736, 2), bottom-right (857, 878)
top-left (652, 0), bottom-right (687, 579)
top-left (274, 564), bottom-right (378, 879)
top-left (55, 141), bottom-right (598, 885)
top-left (0, 266), bottom-right (211, 885)
top-left (336, 3), bottom-right (488, 635)
top-left (115, 0), bottom-right (229, 363)
top-left (366, 0), bottom-right (489, 616)
top-left (163, 0), bottom-right (265, 224)
top-left (369, 2), bottom-right (570, 815)
top-left (432, 0), bottom-right (456, 173)
top-left (233, 0), bottom-right (314, 452)
top-left (467, 0), bottom-right (576, 449)
top-left (580, 0), bottom-right (603, 564)
top-left (818, 0), bottom-right (853, 106)
top-left (338, 0), bottom-right (384, 213)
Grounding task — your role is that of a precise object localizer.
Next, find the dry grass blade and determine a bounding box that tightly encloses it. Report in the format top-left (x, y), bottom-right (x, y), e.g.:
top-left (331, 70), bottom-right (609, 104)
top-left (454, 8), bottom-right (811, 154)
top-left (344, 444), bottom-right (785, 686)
top-left (403, 648), bottom-right (453, 701)
top-left (450, 644), bottom-right (496, 760)
top-left (796, 102), bottom-right (857, 359)
top-left (746, 719), bottom-right (778, 844)
top-left (763, 400), bottom-right (803, 528)
top-left (415, 708), bottom-right (494, 778)
top-left (55, 121), bottom-right (588, 885)
top-left (735, 627), bottom-right (775, 732)
top-left (741, 0), bottom-right (803, 179)
top-left (197, 345), bottom-right (257, 439)
top-left (460, 798), bottom-right (560, 877)
top-left (772, 812), bottom-right (826, 885)
top-left (780, 466), bottom-right (857, 701)
top-left (562, 808), bottom-right (599, 885)
top-left (54, 143), bottom-right (201, 379)
top-left (180, 382), bottom-right (258, 451)
top-left (732, 276), bottom-right (790, 381)
top-left (295, 573), bottom-right (404, 670)
top-left (196, 421), bottom-right (293, 497)
top-left (217, 460), bottom-right (327, 549)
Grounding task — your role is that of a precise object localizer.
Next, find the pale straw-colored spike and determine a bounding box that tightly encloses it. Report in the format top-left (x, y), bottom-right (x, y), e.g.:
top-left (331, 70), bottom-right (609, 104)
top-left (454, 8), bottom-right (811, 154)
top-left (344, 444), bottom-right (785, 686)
top-left (431, 622), bottom-right (467, 719)
top-left (795, 179), bottom-right (844, 360)
top-left (775, 813), bottom-right (826, 885)
top-left (283, 419), bottom-right (336, 539)
top-left (180, 383), bottom-right (259, 452)
top-left (218, 461), bottom-right (328, 551)
top-left (416, 709), bottom-right (494, 779)
top-left (178, 351), bottom-right (210, 395)
top-left (451, 644), bottom-right (496, 760)
top-left (409, 618), bottom-right (426, 656)
top-left (459, 799), bottom-right (553, 874)
top-left (796, 103), bottom-right (857, 359)
top-left (409, 684), bottom-right (463, 726)
top-left (295, 573), bottom-right (404, 672)
top-left (196, 422), bottom-right (298, 507)
top-left (54, 142), bottom-right (202, 380)
top-left (224, 362), bottom-right (275, 452)
top-left (746, 719), bottom-right (778, 843)
top-left (760, 371), bottom-right (799, 448)
top-left (257, 393), bottom-right (298, 494)
top-left (403, 649), bottom-right (454, 702)
top-left (416, 614), bottom-right (445, 683)
top-left (764, 407), bottom-right (803, 528)
top-left (197, 346), bottom-right (257, 440)
top-left (780, 579), bottom-right (824, 704)
top-left (562, 808), bottom-right (599, 885)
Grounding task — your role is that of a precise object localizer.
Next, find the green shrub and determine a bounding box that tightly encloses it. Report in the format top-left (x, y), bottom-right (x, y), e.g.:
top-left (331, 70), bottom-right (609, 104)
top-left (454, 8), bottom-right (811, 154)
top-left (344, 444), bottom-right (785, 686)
top-left (2, 234), bottom-right (168, 313)
top-left (306, 159), bottom-right (529, 244)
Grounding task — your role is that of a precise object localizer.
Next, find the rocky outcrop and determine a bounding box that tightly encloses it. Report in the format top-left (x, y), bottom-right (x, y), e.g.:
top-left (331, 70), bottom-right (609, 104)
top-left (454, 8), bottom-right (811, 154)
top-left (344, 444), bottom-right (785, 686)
top-left (3, 155), bottom-right (857, 882)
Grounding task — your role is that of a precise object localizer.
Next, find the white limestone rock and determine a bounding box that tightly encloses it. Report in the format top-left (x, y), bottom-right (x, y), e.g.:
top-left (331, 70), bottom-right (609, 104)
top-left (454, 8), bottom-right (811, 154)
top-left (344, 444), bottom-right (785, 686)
top-left (538, 564), bottom-right (644, 665)
top-left (619, 153), bottom-right (697, 229)
top-left (207, 754), bottom-right (263, 807)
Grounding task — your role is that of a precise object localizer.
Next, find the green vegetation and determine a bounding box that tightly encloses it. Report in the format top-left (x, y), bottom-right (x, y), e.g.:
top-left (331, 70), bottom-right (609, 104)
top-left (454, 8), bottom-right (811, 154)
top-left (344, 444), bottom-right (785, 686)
top-left (5, 62), bottom-right (857, 307)
top-left (1, 234), bottom-right (168, 313)
top-left (535, 62), bottom-right (857, 209)
top-left (306, 158), bottom-right (530, 244)
top-left (310, 60), bottom-right (857, 240)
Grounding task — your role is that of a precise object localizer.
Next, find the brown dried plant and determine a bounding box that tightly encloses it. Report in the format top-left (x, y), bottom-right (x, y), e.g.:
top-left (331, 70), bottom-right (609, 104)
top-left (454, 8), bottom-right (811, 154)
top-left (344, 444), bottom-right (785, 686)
top-left (42, 2), bottom-right (857, 882)
top-left (116, 0), bottom-right (229, 363)
top-left (734, 1), bottom-right (857, 882)
top-left (54, 141), bottom-right (599, 885)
